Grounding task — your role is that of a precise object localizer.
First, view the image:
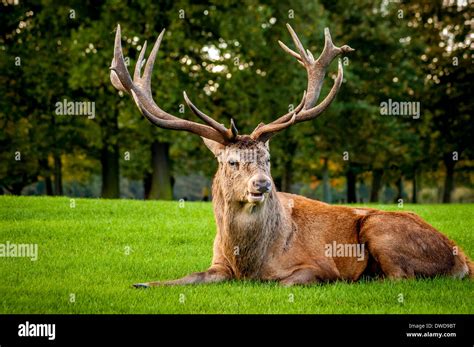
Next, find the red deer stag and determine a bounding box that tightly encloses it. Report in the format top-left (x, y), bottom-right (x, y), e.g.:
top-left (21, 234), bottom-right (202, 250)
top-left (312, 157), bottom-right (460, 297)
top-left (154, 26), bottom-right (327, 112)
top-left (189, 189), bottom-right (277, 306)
top-left (110, 24), bottom-right (473, 287)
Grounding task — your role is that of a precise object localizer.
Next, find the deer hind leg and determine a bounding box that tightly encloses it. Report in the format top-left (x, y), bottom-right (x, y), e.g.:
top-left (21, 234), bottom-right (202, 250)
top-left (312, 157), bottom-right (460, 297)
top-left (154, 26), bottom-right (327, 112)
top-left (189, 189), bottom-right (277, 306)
top-left (359, 212), bottom-right (470, 280)
top-left (133, 266), bottom-right (232, 288)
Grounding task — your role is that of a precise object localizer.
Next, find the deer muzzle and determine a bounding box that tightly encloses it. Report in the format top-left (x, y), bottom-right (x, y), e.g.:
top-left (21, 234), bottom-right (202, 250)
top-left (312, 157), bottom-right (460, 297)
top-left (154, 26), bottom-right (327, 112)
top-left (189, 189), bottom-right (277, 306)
top-left (247, 174), bottom-right (272, 203)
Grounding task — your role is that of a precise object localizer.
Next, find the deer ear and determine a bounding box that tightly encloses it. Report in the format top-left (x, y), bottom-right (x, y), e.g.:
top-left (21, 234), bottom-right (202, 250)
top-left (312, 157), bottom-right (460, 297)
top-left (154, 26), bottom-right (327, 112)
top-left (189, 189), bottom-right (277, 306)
top-left (264, 140), bottom-right (269, 150)
top-left (202, 137), bottom-right (225, 157)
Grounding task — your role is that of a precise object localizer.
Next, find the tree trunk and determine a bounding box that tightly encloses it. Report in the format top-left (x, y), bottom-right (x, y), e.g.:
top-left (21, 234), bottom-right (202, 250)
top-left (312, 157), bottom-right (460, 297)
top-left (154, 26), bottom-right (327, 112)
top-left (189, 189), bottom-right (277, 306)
top-left (322, 157), bottom-right (331, 203)
top-left (147, 140), bottom-right (172, 200)
top-left (273, 176), bottom-right (282, 192)
top-left (281, 140), bottom-right (297, 193)
top-left (395, 175), bottom-right (404, 202)
top-left (45, 176), bottom-right (53, 196)
top-left (39, 158), bottom-right (53, 196)
top-left (101, 144), bottom-right (120, 198)
top-left (369, 169), bottom-right (383, 203)
top-left (442, 158), bottom-right (455, 203)
top-left (411, 167), bottom-right (418, 204)
top-left (281, 160), bottom-right (293, 193)
top-left (143, 172), bottom-right (152, 200)
top-left (53, 153), bottom-right (63, 196)
top-left (10, 184), bottom-right (24, 195)
top-left (346, 166), bottom-right (357, 203)
top-left (100, 109), bottom-right (120, 199)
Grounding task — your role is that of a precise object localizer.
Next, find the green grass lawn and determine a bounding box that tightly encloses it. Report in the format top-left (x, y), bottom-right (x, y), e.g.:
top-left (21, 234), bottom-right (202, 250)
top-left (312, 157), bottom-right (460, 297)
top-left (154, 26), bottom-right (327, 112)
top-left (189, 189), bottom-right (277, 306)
top-left (0, 196), bottom-right (472, 314)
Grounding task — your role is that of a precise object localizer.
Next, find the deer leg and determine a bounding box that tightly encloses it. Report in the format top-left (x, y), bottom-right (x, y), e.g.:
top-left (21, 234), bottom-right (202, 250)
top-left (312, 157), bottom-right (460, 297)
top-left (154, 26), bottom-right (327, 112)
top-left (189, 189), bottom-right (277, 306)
top-left (359, 212), bottom-right (470, 279)
top-left (133, 267), bottom-right (232, 288)
top-left (280, 262), bottom-right (341, 286)
top-left (280, 268), bottom-right (321, 286)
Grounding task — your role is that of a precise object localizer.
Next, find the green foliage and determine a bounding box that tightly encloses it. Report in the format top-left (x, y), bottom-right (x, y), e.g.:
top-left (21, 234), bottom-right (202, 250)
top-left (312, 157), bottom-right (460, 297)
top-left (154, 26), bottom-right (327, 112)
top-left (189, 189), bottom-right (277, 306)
top-left (0, 1), bottom-right (472, 200)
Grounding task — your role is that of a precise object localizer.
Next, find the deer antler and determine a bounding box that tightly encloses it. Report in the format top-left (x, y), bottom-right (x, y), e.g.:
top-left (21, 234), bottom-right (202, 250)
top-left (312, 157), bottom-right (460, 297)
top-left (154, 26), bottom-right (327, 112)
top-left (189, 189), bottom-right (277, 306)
top-left (110, 24), bottom-right (237, 145)
top-left (251, 24), bottom-right (354, 141)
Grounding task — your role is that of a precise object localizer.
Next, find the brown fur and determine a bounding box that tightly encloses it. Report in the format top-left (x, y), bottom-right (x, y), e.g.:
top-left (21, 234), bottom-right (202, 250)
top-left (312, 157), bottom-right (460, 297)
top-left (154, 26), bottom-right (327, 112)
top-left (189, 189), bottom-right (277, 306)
top-left (136, 137), bottom-right (472, 287)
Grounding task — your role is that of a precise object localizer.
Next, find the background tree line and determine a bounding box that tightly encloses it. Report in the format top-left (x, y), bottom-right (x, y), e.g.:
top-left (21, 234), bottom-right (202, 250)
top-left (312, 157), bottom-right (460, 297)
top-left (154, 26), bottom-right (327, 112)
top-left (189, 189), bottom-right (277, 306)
top-left (0, 0), bottom-right (472, 203)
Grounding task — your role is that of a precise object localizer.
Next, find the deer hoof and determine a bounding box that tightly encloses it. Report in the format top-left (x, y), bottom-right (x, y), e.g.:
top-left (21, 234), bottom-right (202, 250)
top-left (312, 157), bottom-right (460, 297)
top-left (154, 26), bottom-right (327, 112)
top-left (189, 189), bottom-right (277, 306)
top-left (133, 282), bottom-right (150, 289)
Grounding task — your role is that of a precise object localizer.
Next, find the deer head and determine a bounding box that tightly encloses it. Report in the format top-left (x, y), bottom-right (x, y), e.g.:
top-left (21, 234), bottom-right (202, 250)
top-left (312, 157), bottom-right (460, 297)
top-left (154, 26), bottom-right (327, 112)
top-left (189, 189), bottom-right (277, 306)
top-left (110, 24), bottom-right (353, 206)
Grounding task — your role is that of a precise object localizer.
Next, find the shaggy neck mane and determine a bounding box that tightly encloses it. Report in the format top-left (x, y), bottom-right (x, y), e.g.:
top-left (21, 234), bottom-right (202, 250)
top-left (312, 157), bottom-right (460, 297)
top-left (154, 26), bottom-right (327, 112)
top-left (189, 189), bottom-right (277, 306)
top-left (212, 174), bottom-right (285, 279)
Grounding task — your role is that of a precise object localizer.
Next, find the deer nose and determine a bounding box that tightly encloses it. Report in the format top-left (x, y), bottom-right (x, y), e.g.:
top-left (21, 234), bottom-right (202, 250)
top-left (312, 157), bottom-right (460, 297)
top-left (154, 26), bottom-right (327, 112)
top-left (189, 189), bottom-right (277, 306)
top-left (252, 176), bottom-right (272, 193)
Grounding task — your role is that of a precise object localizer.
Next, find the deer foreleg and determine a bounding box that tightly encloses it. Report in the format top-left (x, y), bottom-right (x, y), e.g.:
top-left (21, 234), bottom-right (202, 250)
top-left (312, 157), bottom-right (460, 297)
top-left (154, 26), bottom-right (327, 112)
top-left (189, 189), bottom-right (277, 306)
top-left (133, 266), bottom-right (232, 288)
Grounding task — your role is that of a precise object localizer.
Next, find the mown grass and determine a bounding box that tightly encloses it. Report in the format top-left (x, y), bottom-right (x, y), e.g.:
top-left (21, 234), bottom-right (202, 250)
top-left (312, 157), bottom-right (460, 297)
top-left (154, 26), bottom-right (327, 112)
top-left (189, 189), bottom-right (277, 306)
top-left (0, 196), bottom-right (472, 314)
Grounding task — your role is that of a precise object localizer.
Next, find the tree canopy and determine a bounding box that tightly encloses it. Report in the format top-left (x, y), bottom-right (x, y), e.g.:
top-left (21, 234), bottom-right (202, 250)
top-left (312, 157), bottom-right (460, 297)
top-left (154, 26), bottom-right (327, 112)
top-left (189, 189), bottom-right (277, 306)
top-left (0, 0), bottom-right (472, 203)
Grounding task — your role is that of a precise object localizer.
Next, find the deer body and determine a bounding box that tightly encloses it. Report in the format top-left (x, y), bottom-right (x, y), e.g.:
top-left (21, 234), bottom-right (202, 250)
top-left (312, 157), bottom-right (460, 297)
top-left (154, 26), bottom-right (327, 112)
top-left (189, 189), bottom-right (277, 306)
top-left (110, 23), bottom-right (473, 287)
top-left (212, 188), bottom-right (472, 285)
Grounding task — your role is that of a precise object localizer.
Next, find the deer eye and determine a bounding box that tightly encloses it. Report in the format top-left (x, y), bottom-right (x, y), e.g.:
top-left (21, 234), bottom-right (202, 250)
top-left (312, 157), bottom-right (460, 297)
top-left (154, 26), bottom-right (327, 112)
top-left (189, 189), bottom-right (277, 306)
top-left (228, 159), bottom-right (239, 167)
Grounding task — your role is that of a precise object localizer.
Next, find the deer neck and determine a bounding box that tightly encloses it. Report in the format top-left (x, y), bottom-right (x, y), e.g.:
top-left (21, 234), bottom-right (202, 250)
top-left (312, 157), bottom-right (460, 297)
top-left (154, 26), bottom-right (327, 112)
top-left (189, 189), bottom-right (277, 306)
top-left (212, 179), bottom-right (285, 279)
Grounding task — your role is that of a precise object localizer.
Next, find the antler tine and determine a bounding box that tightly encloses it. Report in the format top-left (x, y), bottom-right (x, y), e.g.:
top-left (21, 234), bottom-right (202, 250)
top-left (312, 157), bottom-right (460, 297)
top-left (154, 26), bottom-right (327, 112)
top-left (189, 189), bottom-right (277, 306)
top-left (252, 113), bottom-right (297, 142)
top-left (286, 23), bottom-right (311, 65)
top-left (183, 91), bottom-right (236, 140)
top-left (141, 29), bottom-right (165, 96)
top-left (319, 28), bottom-right (355, 67)
top-left (230, 118), bottom-right (238, 138)
top-left (110, 24), bottom-right (133, 93)
top-left (278, 40), bottom-right (305, 66)
top-left (133, 40), bottom-right (147, 82)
